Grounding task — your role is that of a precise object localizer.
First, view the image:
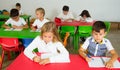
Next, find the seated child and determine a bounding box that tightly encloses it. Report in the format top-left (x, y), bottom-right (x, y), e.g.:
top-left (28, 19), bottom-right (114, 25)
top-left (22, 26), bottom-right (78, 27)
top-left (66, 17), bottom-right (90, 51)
top-left (57, 5), bottom-right (74, 22)
top-left (79, 21), bottom-right (118, 68)
top-left (31, 8), bottom-right (49, 31)
top-left (24, 22), bottom-right (70, 65)
top-left (76, 10), bottom-right (93, 22)
top-left (16, 3), bottom-right (23, 15)
top-left (2, 8), bottom-right (28, 29)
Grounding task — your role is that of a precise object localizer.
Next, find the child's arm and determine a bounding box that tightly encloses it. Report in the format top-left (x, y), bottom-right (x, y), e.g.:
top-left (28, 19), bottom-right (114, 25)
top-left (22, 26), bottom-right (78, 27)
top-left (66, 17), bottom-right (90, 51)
top-left (22, 24), bottom-right (28, 29)
top-left (12, 24), bottom-right (28, 29)
top-left (79, 47), bottom-right (91, 62)
top-left (105, 50), bottom-right (118, 68)
top-left (2, 24), bottom-right (11, 29)
top-left (78, 37), bottom-right (91, 62)
top-left (64, 18), bottom-right (74, 22)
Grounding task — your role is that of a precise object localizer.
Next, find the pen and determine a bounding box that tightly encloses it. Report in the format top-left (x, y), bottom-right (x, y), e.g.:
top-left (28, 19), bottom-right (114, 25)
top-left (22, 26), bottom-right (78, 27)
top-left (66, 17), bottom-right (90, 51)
top-left (87, 54), bottom-right (94, 60)
top-left (100, 57), bottom-right (105, 64)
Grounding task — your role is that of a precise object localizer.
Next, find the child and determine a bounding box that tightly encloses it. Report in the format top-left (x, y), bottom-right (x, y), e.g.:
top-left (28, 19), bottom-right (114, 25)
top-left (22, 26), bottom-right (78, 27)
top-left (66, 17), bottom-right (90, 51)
top-left (2, 8), bottom-right (28, 29)
top-left (24, 22), bottom-right (70, 65)
top-left (57, 5), bottom-right (74, 22)
top-left (79, 21), bottom-right (118, 68)
top-left (76, 10), bottom-right (93, 22)
top-left (31, 8), bottom-right (49, 31)
top-left (16, 3), bottom-right (23, 15)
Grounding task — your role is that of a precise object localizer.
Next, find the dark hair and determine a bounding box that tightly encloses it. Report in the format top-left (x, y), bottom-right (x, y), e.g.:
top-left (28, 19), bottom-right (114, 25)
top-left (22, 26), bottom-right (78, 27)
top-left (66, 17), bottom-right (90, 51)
top-left (92, 21), bottom-right (106, 32)
top-left (62, 5), bottom-right (69, 11)
top-left (10, 9), bottom-right (19, 17)
top-left (80, 10), bottom-right (91, 17)
top-left (16, 3), bottom-right (21, 7)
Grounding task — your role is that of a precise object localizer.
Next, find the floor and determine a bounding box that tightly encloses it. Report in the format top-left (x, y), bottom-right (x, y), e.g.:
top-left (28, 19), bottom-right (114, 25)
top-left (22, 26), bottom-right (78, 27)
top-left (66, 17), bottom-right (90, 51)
top-left (0, 22), bottom-right (120, 70)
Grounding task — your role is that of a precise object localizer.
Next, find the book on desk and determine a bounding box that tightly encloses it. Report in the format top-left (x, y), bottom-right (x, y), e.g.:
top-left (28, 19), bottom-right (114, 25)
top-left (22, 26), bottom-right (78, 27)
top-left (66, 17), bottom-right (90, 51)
top-left (88, 57), bottom-right (120, 68)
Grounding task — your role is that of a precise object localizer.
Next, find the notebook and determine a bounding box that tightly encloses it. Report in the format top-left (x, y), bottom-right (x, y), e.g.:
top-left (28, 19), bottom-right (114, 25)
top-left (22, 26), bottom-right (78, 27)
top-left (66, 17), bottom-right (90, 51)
top-left (88, 57), bottom-right (120, 68)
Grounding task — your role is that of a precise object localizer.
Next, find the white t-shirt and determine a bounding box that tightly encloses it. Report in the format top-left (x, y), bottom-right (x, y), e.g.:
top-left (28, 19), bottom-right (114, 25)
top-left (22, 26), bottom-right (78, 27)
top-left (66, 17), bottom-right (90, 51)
top-left (57, 12), bottom-right (74, 21)
top-left (32, 18), bottom-right (49, 29)
top-left (5, 17), bottom-right (26, 26)
top-left (24, 36), bottom-right (70, 63)
top-left (75, 16), bottom-right (93, 22)
top-left (19, 9), bottom-right (23, 15)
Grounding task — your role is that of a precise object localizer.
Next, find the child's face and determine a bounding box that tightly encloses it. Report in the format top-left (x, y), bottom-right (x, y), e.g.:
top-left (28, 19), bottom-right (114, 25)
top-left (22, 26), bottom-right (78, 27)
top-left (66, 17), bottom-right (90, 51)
top-left (83, 15), bottom-right (87, 19)
top-left (92, 29), bottom-right (106, 43)
top-left (63, 11), bottom-right (68, 15)
top-left (36, 11), bottom-right (43, 19)
top-left (42, 32), bottom-right (53, 43)
top-left (11, 16), bottom-right (19, 22)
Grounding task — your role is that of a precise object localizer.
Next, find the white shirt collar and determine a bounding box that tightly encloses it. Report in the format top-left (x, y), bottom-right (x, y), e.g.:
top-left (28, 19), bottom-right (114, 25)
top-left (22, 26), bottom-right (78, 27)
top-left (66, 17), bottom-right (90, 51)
top-left (91, 36), bottom-right (106, 44)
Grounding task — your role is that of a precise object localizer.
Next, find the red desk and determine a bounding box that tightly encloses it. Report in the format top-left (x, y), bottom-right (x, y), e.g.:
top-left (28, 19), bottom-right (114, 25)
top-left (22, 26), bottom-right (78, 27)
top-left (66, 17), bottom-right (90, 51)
top-left (7, 53), bottom-right (120, 70)
top-left (55, 21), bottom-right (94, 27)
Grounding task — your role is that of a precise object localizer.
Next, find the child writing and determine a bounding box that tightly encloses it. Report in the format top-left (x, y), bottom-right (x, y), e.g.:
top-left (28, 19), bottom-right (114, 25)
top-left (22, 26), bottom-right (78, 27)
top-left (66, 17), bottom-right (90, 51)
top-left (2, 8), bottom-right (28, 29)
top-left (16, 3), bottom-right (23, 15)
top-left (57, 5), bottom-right (74, 22)
top-left (31, 8), bottom-right (49, 31)
top-left (76, 10), bottom-right (93, 22)
top-left (24, 22), bottom-right (70, 65)
top-left (79, 21), bottom-right (118, 69)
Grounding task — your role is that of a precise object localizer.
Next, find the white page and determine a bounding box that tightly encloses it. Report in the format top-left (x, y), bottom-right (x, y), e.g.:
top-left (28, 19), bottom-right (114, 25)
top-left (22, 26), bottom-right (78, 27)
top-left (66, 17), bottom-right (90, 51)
top-left (4, 28), bottom-right (13, 31)
top-left (102, 57), bottom-right (120, 68)
top-left (88, 57), bottom-right (105, 67)
top-left (30, 29), bottom-right (41, 32)
top-left (13, 29), bottom-right (23, 31)
top-left (88, 57), bottom-right (120, 68)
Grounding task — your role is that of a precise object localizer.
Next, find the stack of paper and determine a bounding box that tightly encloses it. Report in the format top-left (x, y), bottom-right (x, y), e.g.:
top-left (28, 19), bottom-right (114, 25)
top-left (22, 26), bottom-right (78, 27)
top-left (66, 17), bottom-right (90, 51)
top-left (4, 28), bottom-right (22, 31)
top-left (88, 57), bottom-right (120, 68)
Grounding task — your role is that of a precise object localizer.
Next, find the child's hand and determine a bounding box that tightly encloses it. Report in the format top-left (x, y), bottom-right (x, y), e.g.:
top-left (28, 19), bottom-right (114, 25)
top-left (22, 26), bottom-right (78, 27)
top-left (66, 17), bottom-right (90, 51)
top-left (85, 57), bottom-right (91, 62)
top-left (31, 27), bottom-right (36, 31)
top-left (12, 25), bottom-right (23, 29)
top-left (5, 26), bottom-right (11, 29)
top-left (105, 60), bottom-right (113, 69)
top-left (39, 58), bottom-right (50, 65)
top-left (33, 56), bottom-right (41, 63)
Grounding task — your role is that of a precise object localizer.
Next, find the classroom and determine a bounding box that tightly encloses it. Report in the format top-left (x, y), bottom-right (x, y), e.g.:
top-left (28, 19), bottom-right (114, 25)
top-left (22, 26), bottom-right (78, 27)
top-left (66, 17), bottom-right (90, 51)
top-left (0, 0), bottom-right (120, 70)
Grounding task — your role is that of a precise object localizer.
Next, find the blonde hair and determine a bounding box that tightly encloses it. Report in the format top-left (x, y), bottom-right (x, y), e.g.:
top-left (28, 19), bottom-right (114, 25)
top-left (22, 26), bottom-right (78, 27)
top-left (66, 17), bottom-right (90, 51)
top-left (36, 7), bottom-right (45, 16)
top-left (41, 22), bottom-right (62, 43)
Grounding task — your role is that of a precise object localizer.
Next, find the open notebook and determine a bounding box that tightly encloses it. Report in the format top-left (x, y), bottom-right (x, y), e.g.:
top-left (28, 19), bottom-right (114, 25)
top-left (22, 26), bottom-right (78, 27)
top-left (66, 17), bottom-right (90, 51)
top-left (88, 57), bottom-right (120, 68)
top-left (4, 28), bottom-right (22, 31)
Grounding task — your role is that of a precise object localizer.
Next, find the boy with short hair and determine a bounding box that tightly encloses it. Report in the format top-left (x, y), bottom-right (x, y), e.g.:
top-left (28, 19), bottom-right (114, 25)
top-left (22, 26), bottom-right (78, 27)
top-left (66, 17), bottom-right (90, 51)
top-left (31, 8), bottom-right (49, 31)
top-left (16, 3), bottom-right (23, 15)
top-left (79, 21), bottom-right (118, 68)
top-left (2, 8), bottom-right (28, 29)
top-left (57, 5), bottom-right (74, 22)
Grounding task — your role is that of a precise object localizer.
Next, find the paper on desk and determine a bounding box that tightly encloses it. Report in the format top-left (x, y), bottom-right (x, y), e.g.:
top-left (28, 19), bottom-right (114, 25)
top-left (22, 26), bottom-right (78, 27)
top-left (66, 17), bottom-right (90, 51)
top-left (88, 57), bottom-right (120, 68)
top-left (30, 29), bottom-right (41, 32)
top-left (13, 29), bottom-right (23, 31)
top-left (4, 28), bottom-right (13, 31)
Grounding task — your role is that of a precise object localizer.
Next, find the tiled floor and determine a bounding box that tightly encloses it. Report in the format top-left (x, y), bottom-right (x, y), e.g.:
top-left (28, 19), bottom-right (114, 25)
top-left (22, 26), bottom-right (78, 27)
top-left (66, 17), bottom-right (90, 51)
top-left (1, 22), bottom-right (120, 70)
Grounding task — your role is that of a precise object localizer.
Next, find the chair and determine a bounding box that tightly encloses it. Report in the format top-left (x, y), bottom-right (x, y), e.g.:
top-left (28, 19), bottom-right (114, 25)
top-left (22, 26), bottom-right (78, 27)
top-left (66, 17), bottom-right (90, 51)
top-left (0, 38), bottom-right (23, 69)
top-left (104, 21), bottom-right (111, 33)
top-left (75, 26), bottom-right (92, 50)
top-left (59, 26), bottom-right (76, 48)
top-left (22, 38), bottom-right (34, 48)
top-left (0, 21), bottom-right (5, 28)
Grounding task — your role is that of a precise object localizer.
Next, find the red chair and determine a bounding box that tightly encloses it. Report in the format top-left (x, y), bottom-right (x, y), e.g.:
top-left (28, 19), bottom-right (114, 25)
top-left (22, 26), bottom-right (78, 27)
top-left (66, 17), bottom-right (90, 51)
top-left (0, 38), bottom-right (23, 69)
